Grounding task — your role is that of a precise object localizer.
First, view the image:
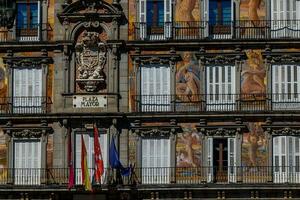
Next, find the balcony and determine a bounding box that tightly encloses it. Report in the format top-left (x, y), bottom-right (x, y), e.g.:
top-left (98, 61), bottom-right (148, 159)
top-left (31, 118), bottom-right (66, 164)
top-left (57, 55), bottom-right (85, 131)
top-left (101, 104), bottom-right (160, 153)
top-left (132, 93), bottom-right (300, 113)
top-left (133, 20), bottom-right (300, 41)
top-left (0, 166), bottom-right (299, 187)
top-left (0, 96), bottom-right (52, 114)
top-left (0, 23), bottom-right (51, 42)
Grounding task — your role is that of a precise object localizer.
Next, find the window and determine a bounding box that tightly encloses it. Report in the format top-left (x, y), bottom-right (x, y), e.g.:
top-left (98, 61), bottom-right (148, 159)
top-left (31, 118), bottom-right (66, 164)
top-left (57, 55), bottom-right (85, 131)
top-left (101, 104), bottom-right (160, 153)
top-left (204, 0), bottom-right (233, 38)
top-left (141, 138), bottom-right (171, 184)
top-left (272, 65), bottom-right (300, 110)
top-left (14, 139), bottom-right (41, 185)
top-left (273, 136), bottom-right (300, 183)
top-left (75, 131), bottom-right (108, 185)
top-left (271, 0), bottom-right (300, 38)
top-left (16, 1), bottom-right (40, 41)
top-left (206, 65), bottom-right (235, 111)
top-left (139, 0), bottom-right (172, 40)
top-left (13, 68), bottom-right (43, 114)
top-left (140, 65), bottom-right (171, 112)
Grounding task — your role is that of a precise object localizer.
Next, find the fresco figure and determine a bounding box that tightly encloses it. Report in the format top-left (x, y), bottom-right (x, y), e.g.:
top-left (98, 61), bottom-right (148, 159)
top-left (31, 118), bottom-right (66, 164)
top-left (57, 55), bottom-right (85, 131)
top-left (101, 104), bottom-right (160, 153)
top-left (175, 0), bottom-right (197, 22)
top-left (241, 50), bottom-right (266, 95)
top-left (249, 0), bottom-right (262, 22)
top-left (176, 52), bottom-right (200, 101)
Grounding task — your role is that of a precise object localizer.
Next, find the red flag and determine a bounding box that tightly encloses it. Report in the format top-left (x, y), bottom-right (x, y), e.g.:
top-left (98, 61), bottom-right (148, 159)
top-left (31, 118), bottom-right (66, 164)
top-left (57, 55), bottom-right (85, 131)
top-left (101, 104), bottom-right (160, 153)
top-left (93, 124), bottom-right (104, 183)
top-left (67, 128), bottom-right (74, 189)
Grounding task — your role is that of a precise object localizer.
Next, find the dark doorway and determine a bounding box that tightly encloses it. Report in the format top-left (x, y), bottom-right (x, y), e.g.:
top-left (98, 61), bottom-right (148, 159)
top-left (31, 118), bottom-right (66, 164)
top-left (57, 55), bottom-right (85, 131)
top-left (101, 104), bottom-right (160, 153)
top-left (213, 138), bottom-right (228, 182)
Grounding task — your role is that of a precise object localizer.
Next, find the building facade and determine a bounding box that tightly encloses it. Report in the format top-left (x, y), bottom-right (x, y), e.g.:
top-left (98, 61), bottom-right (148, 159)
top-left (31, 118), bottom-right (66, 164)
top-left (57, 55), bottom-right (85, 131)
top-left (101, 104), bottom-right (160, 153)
top-left (0, 0), bottom-right (300, 199)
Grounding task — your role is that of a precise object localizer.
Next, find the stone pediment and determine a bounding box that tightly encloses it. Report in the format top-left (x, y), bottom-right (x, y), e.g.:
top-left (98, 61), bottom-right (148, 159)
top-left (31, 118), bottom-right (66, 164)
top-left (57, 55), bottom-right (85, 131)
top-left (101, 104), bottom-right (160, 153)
top-left (58, 0), bottom-right (124, 23)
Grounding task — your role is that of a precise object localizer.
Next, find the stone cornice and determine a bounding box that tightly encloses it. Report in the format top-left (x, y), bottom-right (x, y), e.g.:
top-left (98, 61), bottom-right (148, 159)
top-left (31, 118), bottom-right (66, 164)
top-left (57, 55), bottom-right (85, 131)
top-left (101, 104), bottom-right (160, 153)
top-left (262, 51), bottom-right (300, 64)
top-left (130, 125), bottom-right (182, 139)
top-left (3, 57), bottom-right (53, 68)
top-left (261, 124), bottom-right (300, 136)
top-left (196, 124), bottom-right (248, 136)
top-left (130, 54), bottom-right (182, 65)
top-left (196, 51), bottom-right (247, 65)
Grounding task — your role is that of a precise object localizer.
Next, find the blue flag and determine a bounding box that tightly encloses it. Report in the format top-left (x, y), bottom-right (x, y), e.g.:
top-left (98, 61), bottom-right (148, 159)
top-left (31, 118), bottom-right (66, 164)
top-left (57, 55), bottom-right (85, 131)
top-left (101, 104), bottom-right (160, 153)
top-left (109, 137), bottom-right (131, 176)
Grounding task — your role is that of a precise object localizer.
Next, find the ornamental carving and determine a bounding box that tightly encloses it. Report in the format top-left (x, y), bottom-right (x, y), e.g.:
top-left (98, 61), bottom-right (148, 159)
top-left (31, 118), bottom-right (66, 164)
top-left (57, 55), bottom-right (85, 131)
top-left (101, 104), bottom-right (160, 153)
top-left (264, 54), bottom-right (300, 64)
top-left (134, 128), bottom-right (176, 138)
top-left (76, 31), bottom-right (107, 92)
top-left (265, 127), bottom-right (300, 136)
top-left (12, 129), bottom-right (44, 138)
top-left (202, 128), bottom-right (240, 136)
top-left (196, 52), bottom-right (246, 65)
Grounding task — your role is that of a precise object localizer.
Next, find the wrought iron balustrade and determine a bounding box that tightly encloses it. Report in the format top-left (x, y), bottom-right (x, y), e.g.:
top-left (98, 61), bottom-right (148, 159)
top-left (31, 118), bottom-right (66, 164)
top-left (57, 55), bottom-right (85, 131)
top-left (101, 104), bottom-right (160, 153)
top-left (132, 93), bottom-right (300, 112)
top-left (0, 23), bottom-right (51, 42)
top-left (133, 20), bottom-right (300, 41)
top-left (0, 166), bottom-right (298, 187)
top-left (0, 96), bottom-right (52, 114)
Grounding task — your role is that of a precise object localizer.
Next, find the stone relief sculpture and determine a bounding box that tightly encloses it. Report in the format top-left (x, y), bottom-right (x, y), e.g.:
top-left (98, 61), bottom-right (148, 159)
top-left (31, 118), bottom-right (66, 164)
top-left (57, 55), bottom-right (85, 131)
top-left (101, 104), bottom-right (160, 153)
top-left (75, 31), bottom-right (107, 92)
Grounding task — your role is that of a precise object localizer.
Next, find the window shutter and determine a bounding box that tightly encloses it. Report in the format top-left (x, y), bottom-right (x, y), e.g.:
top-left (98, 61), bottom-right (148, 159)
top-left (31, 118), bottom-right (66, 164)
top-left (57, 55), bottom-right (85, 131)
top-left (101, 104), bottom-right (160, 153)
top-left (207, 138), bottom-right (213, 182)
top-left (164, 0), bottom-right (172, 38)
top-left (139, 0), bottom-right (147, 39)
top-left (228, 138), bottom-right (236, 182)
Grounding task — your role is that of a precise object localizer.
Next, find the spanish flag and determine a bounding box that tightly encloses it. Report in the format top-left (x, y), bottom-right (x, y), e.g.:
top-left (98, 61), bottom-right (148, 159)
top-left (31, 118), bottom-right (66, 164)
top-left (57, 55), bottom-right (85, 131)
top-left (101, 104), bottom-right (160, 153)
top-left (81, 134), bottom-right (92, 191)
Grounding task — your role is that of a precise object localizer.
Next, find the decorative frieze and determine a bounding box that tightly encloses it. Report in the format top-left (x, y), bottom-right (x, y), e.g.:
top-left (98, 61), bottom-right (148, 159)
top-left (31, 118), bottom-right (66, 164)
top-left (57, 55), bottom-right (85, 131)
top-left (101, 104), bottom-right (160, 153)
top-left (262, 124), bottom-right (300, 136)
top-left (131, 54), bottom-right (182, 66)
top-left (196, 52), bottom-right (247, 65)
top-left (262, 51), bottom-right (300, 64)
top-left (197, 124), bottom-right (248, 137)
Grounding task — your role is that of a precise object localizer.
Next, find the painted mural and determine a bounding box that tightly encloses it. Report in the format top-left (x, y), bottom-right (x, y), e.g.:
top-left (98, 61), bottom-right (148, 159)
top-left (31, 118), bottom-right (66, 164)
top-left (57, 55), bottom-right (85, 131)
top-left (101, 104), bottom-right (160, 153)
top-left (0, 129), bottom-right (6, 182)
top-left (174, 0), bottom-right (200, 22)
top-left (242, 122), bottom-right (268, 167)
top-left (0, 57), bottom-right (7, 99)
top-left (241, 50), bottom-right (266, 95)
top-left (176, 52), bottom-right (201, 101)
top-left (47, 135), bottom-right (53, 168)
top-left (240, 0), bottom-right (266, 20)
top-left (176, 124), bottom-right (201, 167)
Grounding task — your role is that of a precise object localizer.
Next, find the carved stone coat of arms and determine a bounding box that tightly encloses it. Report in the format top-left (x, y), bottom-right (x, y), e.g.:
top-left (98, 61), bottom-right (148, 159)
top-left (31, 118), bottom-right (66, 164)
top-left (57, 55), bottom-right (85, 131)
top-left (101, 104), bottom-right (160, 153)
top-left (75, 31), bottom-right (107, 92)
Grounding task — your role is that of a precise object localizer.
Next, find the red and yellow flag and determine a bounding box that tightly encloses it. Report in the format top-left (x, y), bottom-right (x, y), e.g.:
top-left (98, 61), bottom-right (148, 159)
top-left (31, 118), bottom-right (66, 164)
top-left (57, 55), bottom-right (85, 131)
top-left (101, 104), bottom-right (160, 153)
top-left (93, 124), bottom-right (104, 184)
top-left (81, 134), bottom-right (92, 191)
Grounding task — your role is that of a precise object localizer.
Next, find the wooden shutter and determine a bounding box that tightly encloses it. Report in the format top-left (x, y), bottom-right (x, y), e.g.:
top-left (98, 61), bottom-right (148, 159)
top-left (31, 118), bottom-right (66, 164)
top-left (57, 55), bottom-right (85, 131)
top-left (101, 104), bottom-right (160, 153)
top-left (141, 138), bottom-right (170, 184)
top-left (14, 140), bottom-right (41, 185)
top-left (141, 66), bottom-right (170, 111)
top-left (164, 0), bottom-right (172, 38)
top-left (273, 136), bottom-right (287, 183)
top-left (272, 65), bottom-right (300, 110)
top-left (206, 65), bottom-right (235, 111)
top-left (228, 138), bottom-right (236, 182)
top-left (207, 137), bottom-right (213, 182)
top-left (139, 0), bottom-right (147, 39)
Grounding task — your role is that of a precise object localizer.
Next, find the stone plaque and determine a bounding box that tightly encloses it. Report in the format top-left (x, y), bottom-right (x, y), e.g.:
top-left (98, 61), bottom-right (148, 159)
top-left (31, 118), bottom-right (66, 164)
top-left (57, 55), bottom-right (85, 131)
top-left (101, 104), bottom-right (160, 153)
top-left (73, 95), bottom-right (107, 108)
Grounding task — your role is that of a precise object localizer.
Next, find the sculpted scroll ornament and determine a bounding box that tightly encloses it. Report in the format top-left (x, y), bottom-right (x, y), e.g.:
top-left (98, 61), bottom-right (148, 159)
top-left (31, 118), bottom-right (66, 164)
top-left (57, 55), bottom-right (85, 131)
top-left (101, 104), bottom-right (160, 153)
top-left (75, 31), bottom-right (107, 92)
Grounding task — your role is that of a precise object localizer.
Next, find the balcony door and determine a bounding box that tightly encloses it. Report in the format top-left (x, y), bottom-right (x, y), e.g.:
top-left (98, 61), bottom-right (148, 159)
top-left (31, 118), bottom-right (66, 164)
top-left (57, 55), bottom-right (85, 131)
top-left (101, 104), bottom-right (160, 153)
top-left (75, 132), bottom-right (108, 185)
top-left (14, 139), bottom-right (41, 185)
top-left (141, 138), bottom-right (171, 184)
top-left (140, 65), bottom-right (171, 112)
top-left (207, 137), bottom-right (236, 183)
top-left (272, 65), bottom-right (300, 110)
top-left (139, 0), bottom-right (172, 40)
top-left (206, 65), bottom-right (236, 111)
top-left (13, 68), bottom-right (42, 114)
top-left (16, 1), bottom-right (40, 41)
top-left (204, 0), bottom-right (233, 39)
top-left (271, 0), bottom-right (300, 38)
top-left (273, 136), bottom-right (300, 183)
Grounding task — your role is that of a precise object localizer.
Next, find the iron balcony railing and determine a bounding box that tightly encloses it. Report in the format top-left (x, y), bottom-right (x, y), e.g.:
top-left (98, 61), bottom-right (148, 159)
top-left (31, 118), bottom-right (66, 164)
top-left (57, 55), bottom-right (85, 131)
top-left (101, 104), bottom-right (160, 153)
top-left (0, 166), bottom-right (299, 186)
top-left (0, 96), bottom-right (52, 114)
top-left (133, 20), bottom-right (300, 41)
top-left (132, 93), bottom-right (300, 112)
top-left (0, 23), bottom-right (51, 42)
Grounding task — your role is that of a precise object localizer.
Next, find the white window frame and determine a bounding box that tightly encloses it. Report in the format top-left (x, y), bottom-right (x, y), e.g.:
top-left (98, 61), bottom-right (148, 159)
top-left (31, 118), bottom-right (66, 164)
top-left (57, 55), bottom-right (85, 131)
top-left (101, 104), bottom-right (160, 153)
top-left (203, 0), bottom-right (234, 39)
top-left (141, 138), bottom-right (171, 184)
top-left (140, 65), bottom-right (171, 112)
top-left (272, 65), bottom-right (300, 110)
top-left (207, 137), bottom-right (237, 183)
top-left (16, 0), bottom-right (41, 41)
top-left (14, 139), bottom-right (42, 185)
top-left (138, 0), bottom-right (172, 40)
top-left (75, 131), bottom-right (108, 185)
top-left (13, 68), bottom-right (43, 114)
top-left (273, 136), bottom-right (300, 183)
top-left (271, 0), bottom-right (300, 38)
top-left (206, 65), bottom-right (236, 111)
